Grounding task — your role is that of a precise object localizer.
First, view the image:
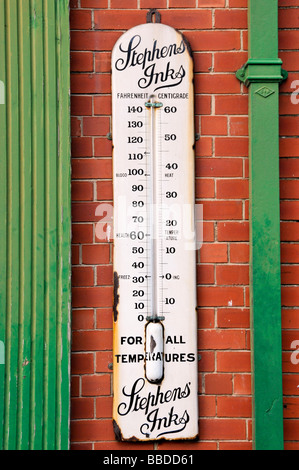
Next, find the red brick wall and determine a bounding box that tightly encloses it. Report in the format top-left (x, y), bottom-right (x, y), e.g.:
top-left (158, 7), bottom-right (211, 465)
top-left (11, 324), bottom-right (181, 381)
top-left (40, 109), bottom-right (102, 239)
top-left (70, 0), bottom-right (299, 450)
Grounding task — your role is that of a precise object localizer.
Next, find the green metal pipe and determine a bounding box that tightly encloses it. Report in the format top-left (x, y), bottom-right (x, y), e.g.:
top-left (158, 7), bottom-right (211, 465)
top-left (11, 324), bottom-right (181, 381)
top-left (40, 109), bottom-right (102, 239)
top-left (236, 0), bottom-right (287, 450)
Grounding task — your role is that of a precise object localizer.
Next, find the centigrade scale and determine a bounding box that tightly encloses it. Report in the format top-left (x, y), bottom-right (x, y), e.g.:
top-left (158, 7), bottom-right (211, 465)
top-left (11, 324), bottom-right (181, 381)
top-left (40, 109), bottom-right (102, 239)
top-left (111, 17), bottom-right (198, 442)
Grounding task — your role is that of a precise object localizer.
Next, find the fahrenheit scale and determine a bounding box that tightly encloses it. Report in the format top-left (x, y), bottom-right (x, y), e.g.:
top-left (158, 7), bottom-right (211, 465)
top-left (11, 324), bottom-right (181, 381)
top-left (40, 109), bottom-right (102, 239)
top-left (112, 19), bottom-right (198, 441)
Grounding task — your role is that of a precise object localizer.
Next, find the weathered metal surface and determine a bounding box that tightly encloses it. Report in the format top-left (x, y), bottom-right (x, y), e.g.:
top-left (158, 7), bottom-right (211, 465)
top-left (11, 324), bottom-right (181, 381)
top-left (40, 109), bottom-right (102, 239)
top-left (236, 0), bottom-right (284, 450)
top-left (0, 0), bottom-right (71, 450)
top-left (112, 23), bottom-right (198, 441)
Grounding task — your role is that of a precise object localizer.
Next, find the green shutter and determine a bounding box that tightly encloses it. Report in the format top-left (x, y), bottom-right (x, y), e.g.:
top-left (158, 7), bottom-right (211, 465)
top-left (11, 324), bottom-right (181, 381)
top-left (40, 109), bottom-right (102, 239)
top-left (0, 0), bottom-right (71, 450)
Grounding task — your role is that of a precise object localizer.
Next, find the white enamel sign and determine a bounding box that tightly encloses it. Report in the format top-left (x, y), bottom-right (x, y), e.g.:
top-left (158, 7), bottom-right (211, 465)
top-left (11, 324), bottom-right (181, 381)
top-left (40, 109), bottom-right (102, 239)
top-left (112, 21), bottom-right (198, 441)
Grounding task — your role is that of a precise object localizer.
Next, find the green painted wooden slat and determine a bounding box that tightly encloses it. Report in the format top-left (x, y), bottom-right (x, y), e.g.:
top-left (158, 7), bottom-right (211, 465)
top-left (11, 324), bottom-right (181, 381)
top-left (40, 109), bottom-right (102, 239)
top-left (17, 0), bottom-right (32, 450)
top-left (237, 0), bottom-right (285, 450)
top-left (0, 0), bottom-right (7, 450)
top-left (0, 0), bottom-right (71, 450)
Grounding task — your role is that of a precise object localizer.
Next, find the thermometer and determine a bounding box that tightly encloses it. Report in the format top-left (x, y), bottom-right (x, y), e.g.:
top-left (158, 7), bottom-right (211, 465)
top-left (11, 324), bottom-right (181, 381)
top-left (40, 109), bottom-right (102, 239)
top-left (112, 20), bottom-right (198, 441)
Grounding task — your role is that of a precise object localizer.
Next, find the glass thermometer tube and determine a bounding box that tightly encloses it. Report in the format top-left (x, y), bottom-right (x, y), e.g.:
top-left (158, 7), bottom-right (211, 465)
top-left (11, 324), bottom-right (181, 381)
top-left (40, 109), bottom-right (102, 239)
top-left (145, 95), bottom-right (164, 384)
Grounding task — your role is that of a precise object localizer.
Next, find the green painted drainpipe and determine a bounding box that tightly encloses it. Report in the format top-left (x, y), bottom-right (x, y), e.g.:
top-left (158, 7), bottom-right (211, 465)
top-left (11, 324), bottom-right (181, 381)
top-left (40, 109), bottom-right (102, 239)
top-left (236, 0), bottom-right (287, 450)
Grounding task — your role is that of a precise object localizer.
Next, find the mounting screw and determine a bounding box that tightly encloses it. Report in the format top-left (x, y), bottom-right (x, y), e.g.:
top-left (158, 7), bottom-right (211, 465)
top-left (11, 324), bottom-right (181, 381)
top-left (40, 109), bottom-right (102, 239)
top-left (195, 133), bottom-right (200, 141)
top-left (108, 362), bottom-right (113, 370)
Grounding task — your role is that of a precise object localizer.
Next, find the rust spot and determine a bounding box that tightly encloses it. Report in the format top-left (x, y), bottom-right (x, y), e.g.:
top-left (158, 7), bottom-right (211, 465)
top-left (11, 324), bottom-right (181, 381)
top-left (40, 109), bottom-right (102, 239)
top-left (150, 335), bottom-right (156, 353)
top-left (113, 271), bottom-right (120, 322)
top-left (113, 419), bottom-right (123, 441)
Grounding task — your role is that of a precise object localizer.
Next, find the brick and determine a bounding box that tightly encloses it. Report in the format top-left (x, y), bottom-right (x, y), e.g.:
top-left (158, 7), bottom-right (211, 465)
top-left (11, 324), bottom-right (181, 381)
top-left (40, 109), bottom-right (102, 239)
top-left (280, 116), bottom-right (299, 136)
top-left (96, 181), bottom-right (113, 201)
top-left (281, 222), bottom-right (299, 242)
top-left (281, 244), bottom-right (299, 263)
top-left (95, 52), bottom-right (111, 73)
top-left (217, 396), bottom-right (251, 417)
top-left (72, 330), bottom-right (112, 351)
top-left (198, 351), bottom-right (215, 372)
top-left (229, 116), bottom-right (248, 136)
top-left (282, 287), bottom-right (299, 306)
top-left (71, 376), bottom-right (80, 397)
top-left (94, 96), bottom-right (112, 115)
top-left (279, 31), bottom-right (299, 50)
top-left (72, 224), bottom-right (93, 244)
top-left (81, 0), bottom-right (108, 6)
top-left (199, 243), bottom-right (228, 263)
top-left (71, 398), bottom-right (94, 420)
top-left (96, 265), bottom-right (113, 285)
top-left (71, 309), bottom-right (94, 330)
top-left (281, 201), bottom-right (299, 220)
top-left (215, 95), bottom-right (248, 115)
top-left (199, 329), bottom-right (246, 349)
top-left (218, 222), bottom-right (249, 242)
top-left (160, 10), bottom-right (212, 29)
top-left (194, 74), bottom-right (241, 94)
top-left (72, 266), bottom-right (94, 287)
top-left (233, 374), bottom-right (251, 395)
top-left (72, 181), bottom-right (94, 201)
top-left (230, 243), bottom-right (249, 263)
top-left (71, 31), bottom-right (122, 51)
top-left (198, 0), bottom-right (225, 5)
top-left (197, 308), bottom-right (215, 328)
top-left (71, 95), bottom-right (93, 116)
top-left (111, 0), bottom-right (137, 7)
top-left (96, 308), bottom-right (113, 329)
top-left (94, 138), bottom-right (113, 157)
top-left (202, 222), bottom-right (215, 242)
top-left (94, 10), bottom-right (145, 29)
top-left (219, 442), bottom-right (252, 450)
top-left (196, 158), bottom-right (243, 177)
top-left (72, 245), bottom-right (80, 265)
top-left (230, 0), bottom-right (247, 6)
top-left (71, 137), bottom-right (93, 157)
top-left (281, 180), bottom-right (299, 200)
top-left (217, 308), bottom-right (250, 328)
top-left (280, 159), bottom-right (299, 178)
top-left (140, 0), bottom-right (167, 7)
top-left (72, 159), bottom-right (112, 179)
top-left (72, 286), bottom-right (113, 308)
top-left (198, 396), bottom-right (216, 417)
top-left (280, 51), bottom-right (299, 72)
top-left (72, 202), bottom-right (103, 222)
top-left (216, 265), bottom-right (249, 285)
top-left (205, 374), bottom-right (233, 394)
top-left (198, 418), bottom-right (246, 440)
top-left (217, 351), bottom-right (251, 372)
top-left (96, 396), bottom-right (113, 418)
top-left (71, 419), bottom-right (115, 442)
top-left (215, 137), bottom-right (248, 157)
top-left (83, 116), bottom-right (110, 136)
top-left (214, 52), bottom-right (248, 73)
top-left (158, 441), bottom-right (217, 450)
top-left (70, 52), bottom-right (93, 72)
top-left (95, 350), bottom-right (113, 373)
top-left (215, 9), bottom-right (247, 29)
top-left (195, 95), bottom-right (212, 115)
top-left (169, 0), bottom-right (196, 6)
top-left (282, 309), bottom-right (299, 329)
top-left (70, 9), bottom-right (92, 30)
top-left (195, 179), bottom-right (215, 198)
top-left (280, 139), bottom-right (299, 157)
top-left (201, 116), bottom-right (228, 136)
top-left (203, 201), bottom-right (243, 220)
top-left (195, 137), bottom-right (213, 157)
top-left (283, 375), bottom-right (299, 396)
top-left (71, 117), bottom-right (81, 137)
top-left (82, 244), bottom-right (110, 264)
top-left (71, 353), bottom-right (94, 374)
top-left (283, 398), bottom-right (299, 419)
top-left (71, 74), bottom-right (111, 94)
top-left (197, 265), bottom-right (215, 284)
top-left (197, 286), bottom-right (244, 307)
top-left (217, 180), bottom-right (249, 199)
top-left (185, 31), bottom-right (241, 52)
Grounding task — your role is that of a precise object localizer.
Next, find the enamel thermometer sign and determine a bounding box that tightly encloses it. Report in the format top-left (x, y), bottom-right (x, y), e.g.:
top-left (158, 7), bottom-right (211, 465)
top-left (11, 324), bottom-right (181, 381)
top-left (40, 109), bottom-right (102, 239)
top-left (112, 18), bottom-right (198, 441)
